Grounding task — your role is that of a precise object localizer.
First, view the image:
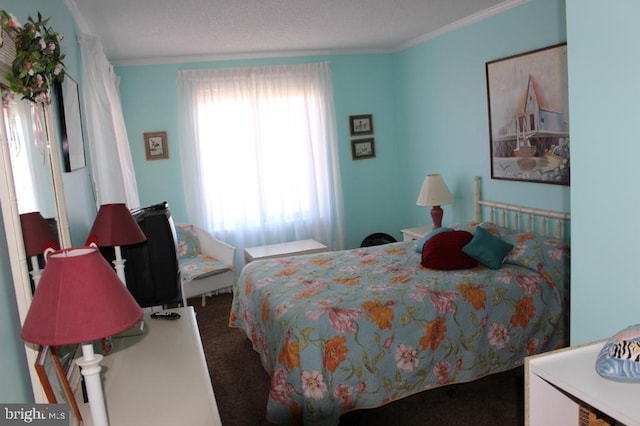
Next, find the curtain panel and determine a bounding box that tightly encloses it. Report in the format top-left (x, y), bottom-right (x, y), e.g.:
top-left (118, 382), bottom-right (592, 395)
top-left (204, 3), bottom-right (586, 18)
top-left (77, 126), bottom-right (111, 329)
top-left (79, 35), bottom-right (140, 208)
top-left (177, 62), bottom-right (345, 267)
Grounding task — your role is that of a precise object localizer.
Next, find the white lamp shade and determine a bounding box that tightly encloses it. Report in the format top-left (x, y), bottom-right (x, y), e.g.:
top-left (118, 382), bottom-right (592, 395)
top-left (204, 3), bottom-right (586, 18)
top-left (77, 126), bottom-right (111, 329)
top-left (416, 174), bottom-right (453, 206)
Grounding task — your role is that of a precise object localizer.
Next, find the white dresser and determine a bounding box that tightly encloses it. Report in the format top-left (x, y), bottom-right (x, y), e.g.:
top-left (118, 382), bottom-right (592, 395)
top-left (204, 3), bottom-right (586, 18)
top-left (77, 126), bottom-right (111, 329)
top-left (525, 340), bottom-right (640, 426)
top-left (77, 307), bottom-right (221, 425)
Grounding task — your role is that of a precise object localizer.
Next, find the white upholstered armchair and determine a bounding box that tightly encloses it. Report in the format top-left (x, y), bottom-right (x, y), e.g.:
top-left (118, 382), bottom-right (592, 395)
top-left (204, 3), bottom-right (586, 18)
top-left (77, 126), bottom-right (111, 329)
top-left (175, 224), bottom-right (236, 307)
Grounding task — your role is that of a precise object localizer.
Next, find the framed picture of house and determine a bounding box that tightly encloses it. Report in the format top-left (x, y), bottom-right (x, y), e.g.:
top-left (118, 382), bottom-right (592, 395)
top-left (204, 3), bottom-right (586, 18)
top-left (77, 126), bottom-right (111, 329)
top-left (144, 131), bottom-right (169, 160)
top-left (351, 138), bottom-right (376, 160)
top-left (349, 114), bottom-right (374, 136)
top-left (486, 43), bottom-right (569, 185)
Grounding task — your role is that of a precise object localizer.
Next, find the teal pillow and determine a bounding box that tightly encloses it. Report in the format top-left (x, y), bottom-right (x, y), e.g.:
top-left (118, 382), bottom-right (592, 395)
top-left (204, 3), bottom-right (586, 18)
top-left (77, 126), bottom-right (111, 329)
top-left (415, 227), bottom-right (453, 253)
top-left (462, 226), bottom-right (514, 269)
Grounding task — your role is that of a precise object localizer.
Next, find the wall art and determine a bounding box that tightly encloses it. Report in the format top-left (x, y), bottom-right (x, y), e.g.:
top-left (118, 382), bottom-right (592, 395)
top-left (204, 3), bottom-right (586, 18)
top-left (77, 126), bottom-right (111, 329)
top-left (144, 131), bottom-right (169, 160)
top-left (351, 138), bottom-right (376, 160)
top-left (349, 114), bottom-right (374, 136)
top-left (486, 43), bottom-right (569, 185)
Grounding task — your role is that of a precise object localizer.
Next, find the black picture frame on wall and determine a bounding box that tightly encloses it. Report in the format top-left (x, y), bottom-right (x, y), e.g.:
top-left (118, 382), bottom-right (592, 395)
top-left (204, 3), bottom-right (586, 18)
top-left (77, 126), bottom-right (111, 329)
top-left (349, 114), bottom-right (374, 136)
top-left (351, 138), bottom-right (376, 160)
top-left (55, 76), bottom-right (86, 173)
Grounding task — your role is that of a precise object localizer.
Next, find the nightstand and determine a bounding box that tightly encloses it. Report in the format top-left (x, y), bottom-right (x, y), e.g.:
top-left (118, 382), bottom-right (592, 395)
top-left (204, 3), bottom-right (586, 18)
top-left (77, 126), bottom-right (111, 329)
top-left (400, 226), bottom-right (432, 242)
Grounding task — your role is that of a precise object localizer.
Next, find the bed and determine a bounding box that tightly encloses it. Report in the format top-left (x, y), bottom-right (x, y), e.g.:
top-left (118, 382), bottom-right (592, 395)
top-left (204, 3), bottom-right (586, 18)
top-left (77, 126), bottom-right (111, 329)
top-left (229, 176), bottom-right (570, 425)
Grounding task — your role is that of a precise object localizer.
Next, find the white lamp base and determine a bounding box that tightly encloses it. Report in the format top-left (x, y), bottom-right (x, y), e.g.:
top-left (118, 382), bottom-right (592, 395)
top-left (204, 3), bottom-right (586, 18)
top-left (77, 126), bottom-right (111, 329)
top-left (76, 343), bottom-right (109, 426)
top-left (29, 255), bottom-right (42, 288)
top-left (113, 245), bottom-right (127, 285)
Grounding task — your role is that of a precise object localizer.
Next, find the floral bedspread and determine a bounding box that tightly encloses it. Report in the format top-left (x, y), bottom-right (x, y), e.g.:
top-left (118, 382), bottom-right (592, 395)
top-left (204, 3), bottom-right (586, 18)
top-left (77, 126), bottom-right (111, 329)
top-left (229, 224), bottom-right (569, 425)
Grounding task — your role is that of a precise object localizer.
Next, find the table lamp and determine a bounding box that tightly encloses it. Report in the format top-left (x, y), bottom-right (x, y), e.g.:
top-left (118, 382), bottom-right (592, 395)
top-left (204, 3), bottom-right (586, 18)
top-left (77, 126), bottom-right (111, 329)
top-left (21, 246), bottom-right (144, 426)
top-left (416, 174), bottom-right (454, 229)
top-left (86, 203), bottom-right (146, 284)
top-left (19, 212), bottom-right (60, 287)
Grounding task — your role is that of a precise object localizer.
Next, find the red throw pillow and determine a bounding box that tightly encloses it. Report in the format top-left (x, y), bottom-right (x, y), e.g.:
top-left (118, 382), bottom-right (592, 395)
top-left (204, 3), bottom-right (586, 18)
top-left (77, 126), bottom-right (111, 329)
top-left (421, 230), bottom-right (478, 270)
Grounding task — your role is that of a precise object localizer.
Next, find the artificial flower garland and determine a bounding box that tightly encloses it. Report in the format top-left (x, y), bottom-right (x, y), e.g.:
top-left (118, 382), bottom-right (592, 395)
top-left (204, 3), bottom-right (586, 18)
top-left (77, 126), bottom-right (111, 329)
top-left (0, 10), bottom-right (65, 104)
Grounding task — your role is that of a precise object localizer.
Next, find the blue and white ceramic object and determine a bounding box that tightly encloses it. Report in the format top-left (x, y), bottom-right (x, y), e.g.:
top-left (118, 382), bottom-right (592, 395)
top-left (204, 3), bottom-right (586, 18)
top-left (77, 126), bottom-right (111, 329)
top-left (595, 323), bottom-right (640, 382)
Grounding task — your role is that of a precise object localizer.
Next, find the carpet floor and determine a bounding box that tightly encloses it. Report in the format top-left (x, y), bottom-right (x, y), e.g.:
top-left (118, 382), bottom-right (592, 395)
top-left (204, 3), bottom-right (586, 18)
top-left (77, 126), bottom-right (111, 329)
top-left (193, 293), bottom-right (524, 425)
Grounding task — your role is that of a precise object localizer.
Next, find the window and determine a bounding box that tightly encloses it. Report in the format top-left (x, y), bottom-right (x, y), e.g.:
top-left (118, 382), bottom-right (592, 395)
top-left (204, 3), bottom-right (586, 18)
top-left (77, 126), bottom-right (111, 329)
top-left (178, 62), bottom-right (345, 256)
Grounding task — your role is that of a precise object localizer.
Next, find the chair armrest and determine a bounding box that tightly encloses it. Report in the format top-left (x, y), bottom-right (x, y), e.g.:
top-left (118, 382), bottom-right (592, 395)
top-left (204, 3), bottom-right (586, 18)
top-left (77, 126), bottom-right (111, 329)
top-left (193, 225), bottom-right (236, 267)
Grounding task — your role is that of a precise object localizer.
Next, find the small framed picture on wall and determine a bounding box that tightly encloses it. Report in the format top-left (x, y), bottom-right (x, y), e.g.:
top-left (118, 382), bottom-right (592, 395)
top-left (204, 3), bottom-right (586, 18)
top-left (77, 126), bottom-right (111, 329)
top-left (349, 114), bottom-right (374, 136)
top-left (144, 131), bottom-right (169, 160)
top-left (351, 138), bottom-right (376, 160)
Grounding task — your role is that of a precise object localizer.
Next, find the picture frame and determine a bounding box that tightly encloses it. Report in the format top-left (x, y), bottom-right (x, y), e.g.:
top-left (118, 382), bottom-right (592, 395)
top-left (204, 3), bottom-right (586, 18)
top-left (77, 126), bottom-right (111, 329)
top-left (349, 114), bottom-right (374, 136)
top-left (144, 131), bottom-right (169, 160)
top-left (35, 346), bottom-right (82, 425)
top-left (351, 138), bottom-right (376, 160)
top-left (55, 75), bottom-right (86, 172)
top-left (486, 43), bottom-right (570, 185)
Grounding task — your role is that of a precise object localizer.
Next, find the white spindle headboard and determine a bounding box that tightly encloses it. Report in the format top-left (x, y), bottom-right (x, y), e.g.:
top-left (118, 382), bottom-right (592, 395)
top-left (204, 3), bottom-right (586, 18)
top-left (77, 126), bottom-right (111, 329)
top-left (473, 176), bottom-right (571, 240)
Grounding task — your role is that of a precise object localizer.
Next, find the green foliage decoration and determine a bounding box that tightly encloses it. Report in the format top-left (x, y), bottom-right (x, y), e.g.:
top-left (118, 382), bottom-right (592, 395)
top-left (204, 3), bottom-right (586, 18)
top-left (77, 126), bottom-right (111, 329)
top-left (0, 10), bottom-right (65, 104)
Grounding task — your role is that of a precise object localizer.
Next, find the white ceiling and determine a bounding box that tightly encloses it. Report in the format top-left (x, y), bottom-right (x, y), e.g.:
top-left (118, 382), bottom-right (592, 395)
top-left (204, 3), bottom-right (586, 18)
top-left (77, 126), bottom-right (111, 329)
top-left (69, 0), bottom-right (528, 66)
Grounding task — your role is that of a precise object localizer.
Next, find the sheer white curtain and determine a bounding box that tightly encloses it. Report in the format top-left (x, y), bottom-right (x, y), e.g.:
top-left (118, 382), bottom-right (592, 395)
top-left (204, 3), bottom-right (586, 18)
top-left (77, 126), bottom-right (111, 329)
top-left (4, 99), bottom-right (55, 216)
top-left (78, 35), bottom-right (140, 208)
top-left (177, 62), bottom-right (345, 262)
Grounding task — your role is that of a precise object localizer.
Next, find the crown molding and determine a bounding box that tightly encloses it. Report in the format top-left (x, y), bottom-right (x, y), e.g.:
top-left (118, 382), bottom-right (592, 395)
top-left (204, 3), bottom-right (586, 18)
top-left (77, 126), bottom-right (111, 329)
top-left (110, 47), bottom-right (392, 67)
top-left (395, 0), bottom-right (534, 52)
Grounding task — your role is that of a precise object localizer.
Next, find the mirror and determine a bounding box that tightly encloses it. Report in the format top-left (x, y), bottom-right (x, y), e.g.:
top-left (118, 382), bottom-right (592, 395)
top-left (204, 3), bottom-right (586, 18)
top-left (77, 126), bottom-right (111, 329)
top-left (2, 92), bottom-right (72, 248)
top-left (0, 54), bottom-right (72, 401)
top-left (4, 97), bottom-right (57, 218)
top-left (3, 96), bottom-right (57, 291)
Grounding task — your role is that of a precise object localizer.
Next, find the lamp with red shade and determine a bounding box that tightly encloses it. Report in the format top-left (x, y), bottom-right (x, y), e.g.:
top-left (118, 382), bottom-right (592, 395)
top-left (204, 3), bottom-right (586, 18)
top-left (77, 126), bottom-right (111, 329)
top-left (19, 212), bottom-right (60, 287)
top-left (86, 203), bottom-right (146, 284)
top-left (21, 246), bottom-right (144, 426)
top-left (416, 174), bottom-right (454, 229)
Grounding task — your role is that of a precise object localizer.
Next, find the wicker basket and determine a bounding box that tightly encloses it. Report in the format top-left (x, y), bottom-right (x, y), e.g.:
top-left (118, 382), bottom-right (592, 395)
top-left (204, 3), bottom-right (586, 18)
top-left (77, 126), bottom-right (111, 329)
top-left (578, 404), bottom-right (616, 426)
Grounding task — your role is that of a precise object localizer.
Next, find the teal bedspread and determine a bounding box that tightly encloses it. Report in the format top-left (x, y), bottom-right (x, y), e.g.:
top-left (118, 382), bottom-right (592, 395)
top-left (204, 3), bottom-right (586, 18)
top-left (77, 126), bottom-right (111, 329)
top-left (230, 224), bottom-right (569, 425)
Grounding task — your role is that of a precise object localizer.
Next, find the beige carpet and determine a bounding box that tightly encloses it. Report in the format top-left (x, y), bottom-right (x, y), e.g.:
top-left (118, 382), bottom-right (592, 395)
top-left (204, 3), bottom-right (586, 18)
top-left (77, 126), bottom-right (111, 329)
top-left (193, 293), bottom-right (524, 425)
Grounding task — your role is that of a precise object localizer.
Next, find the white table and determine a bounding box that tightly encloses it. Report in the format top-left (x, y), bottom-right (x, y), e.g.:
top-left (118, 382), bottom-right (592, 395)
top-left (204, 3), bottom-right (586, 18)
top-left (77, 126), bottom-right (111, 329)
top-left (244, 239), bottom-right (328, 263)
top-left (76, 307), bottom-right (221, 426)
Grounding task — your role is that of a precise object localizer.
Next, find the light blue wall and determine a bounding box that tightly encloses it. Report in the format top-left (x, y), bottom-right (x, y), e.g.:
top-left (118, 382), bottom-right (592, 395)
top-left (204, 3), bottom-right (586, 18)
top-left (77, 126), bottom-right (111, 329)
top-left (117, 54), bottom-right (405, 249)
top-left (567, 0), bottom-right (640, 344)
top-left (0, 0), bottom-right (88, 402)
top-left (394, 0), bottom-right (569, 229)
top-left (118, 0), bottom-right (570, 250)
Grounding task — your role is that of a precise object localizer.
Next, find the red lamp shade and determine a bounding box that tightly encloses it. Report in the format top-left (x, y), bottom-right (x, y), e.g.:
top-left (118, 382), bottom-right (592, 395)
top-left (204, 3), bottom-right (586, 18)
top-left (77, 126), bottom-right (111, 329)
top-left (87, 203), bottom-right (146, 246)
top-left (21, 247), bottom-right (143, 346)
top-left (20, 212), bottom-right (59, 256)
